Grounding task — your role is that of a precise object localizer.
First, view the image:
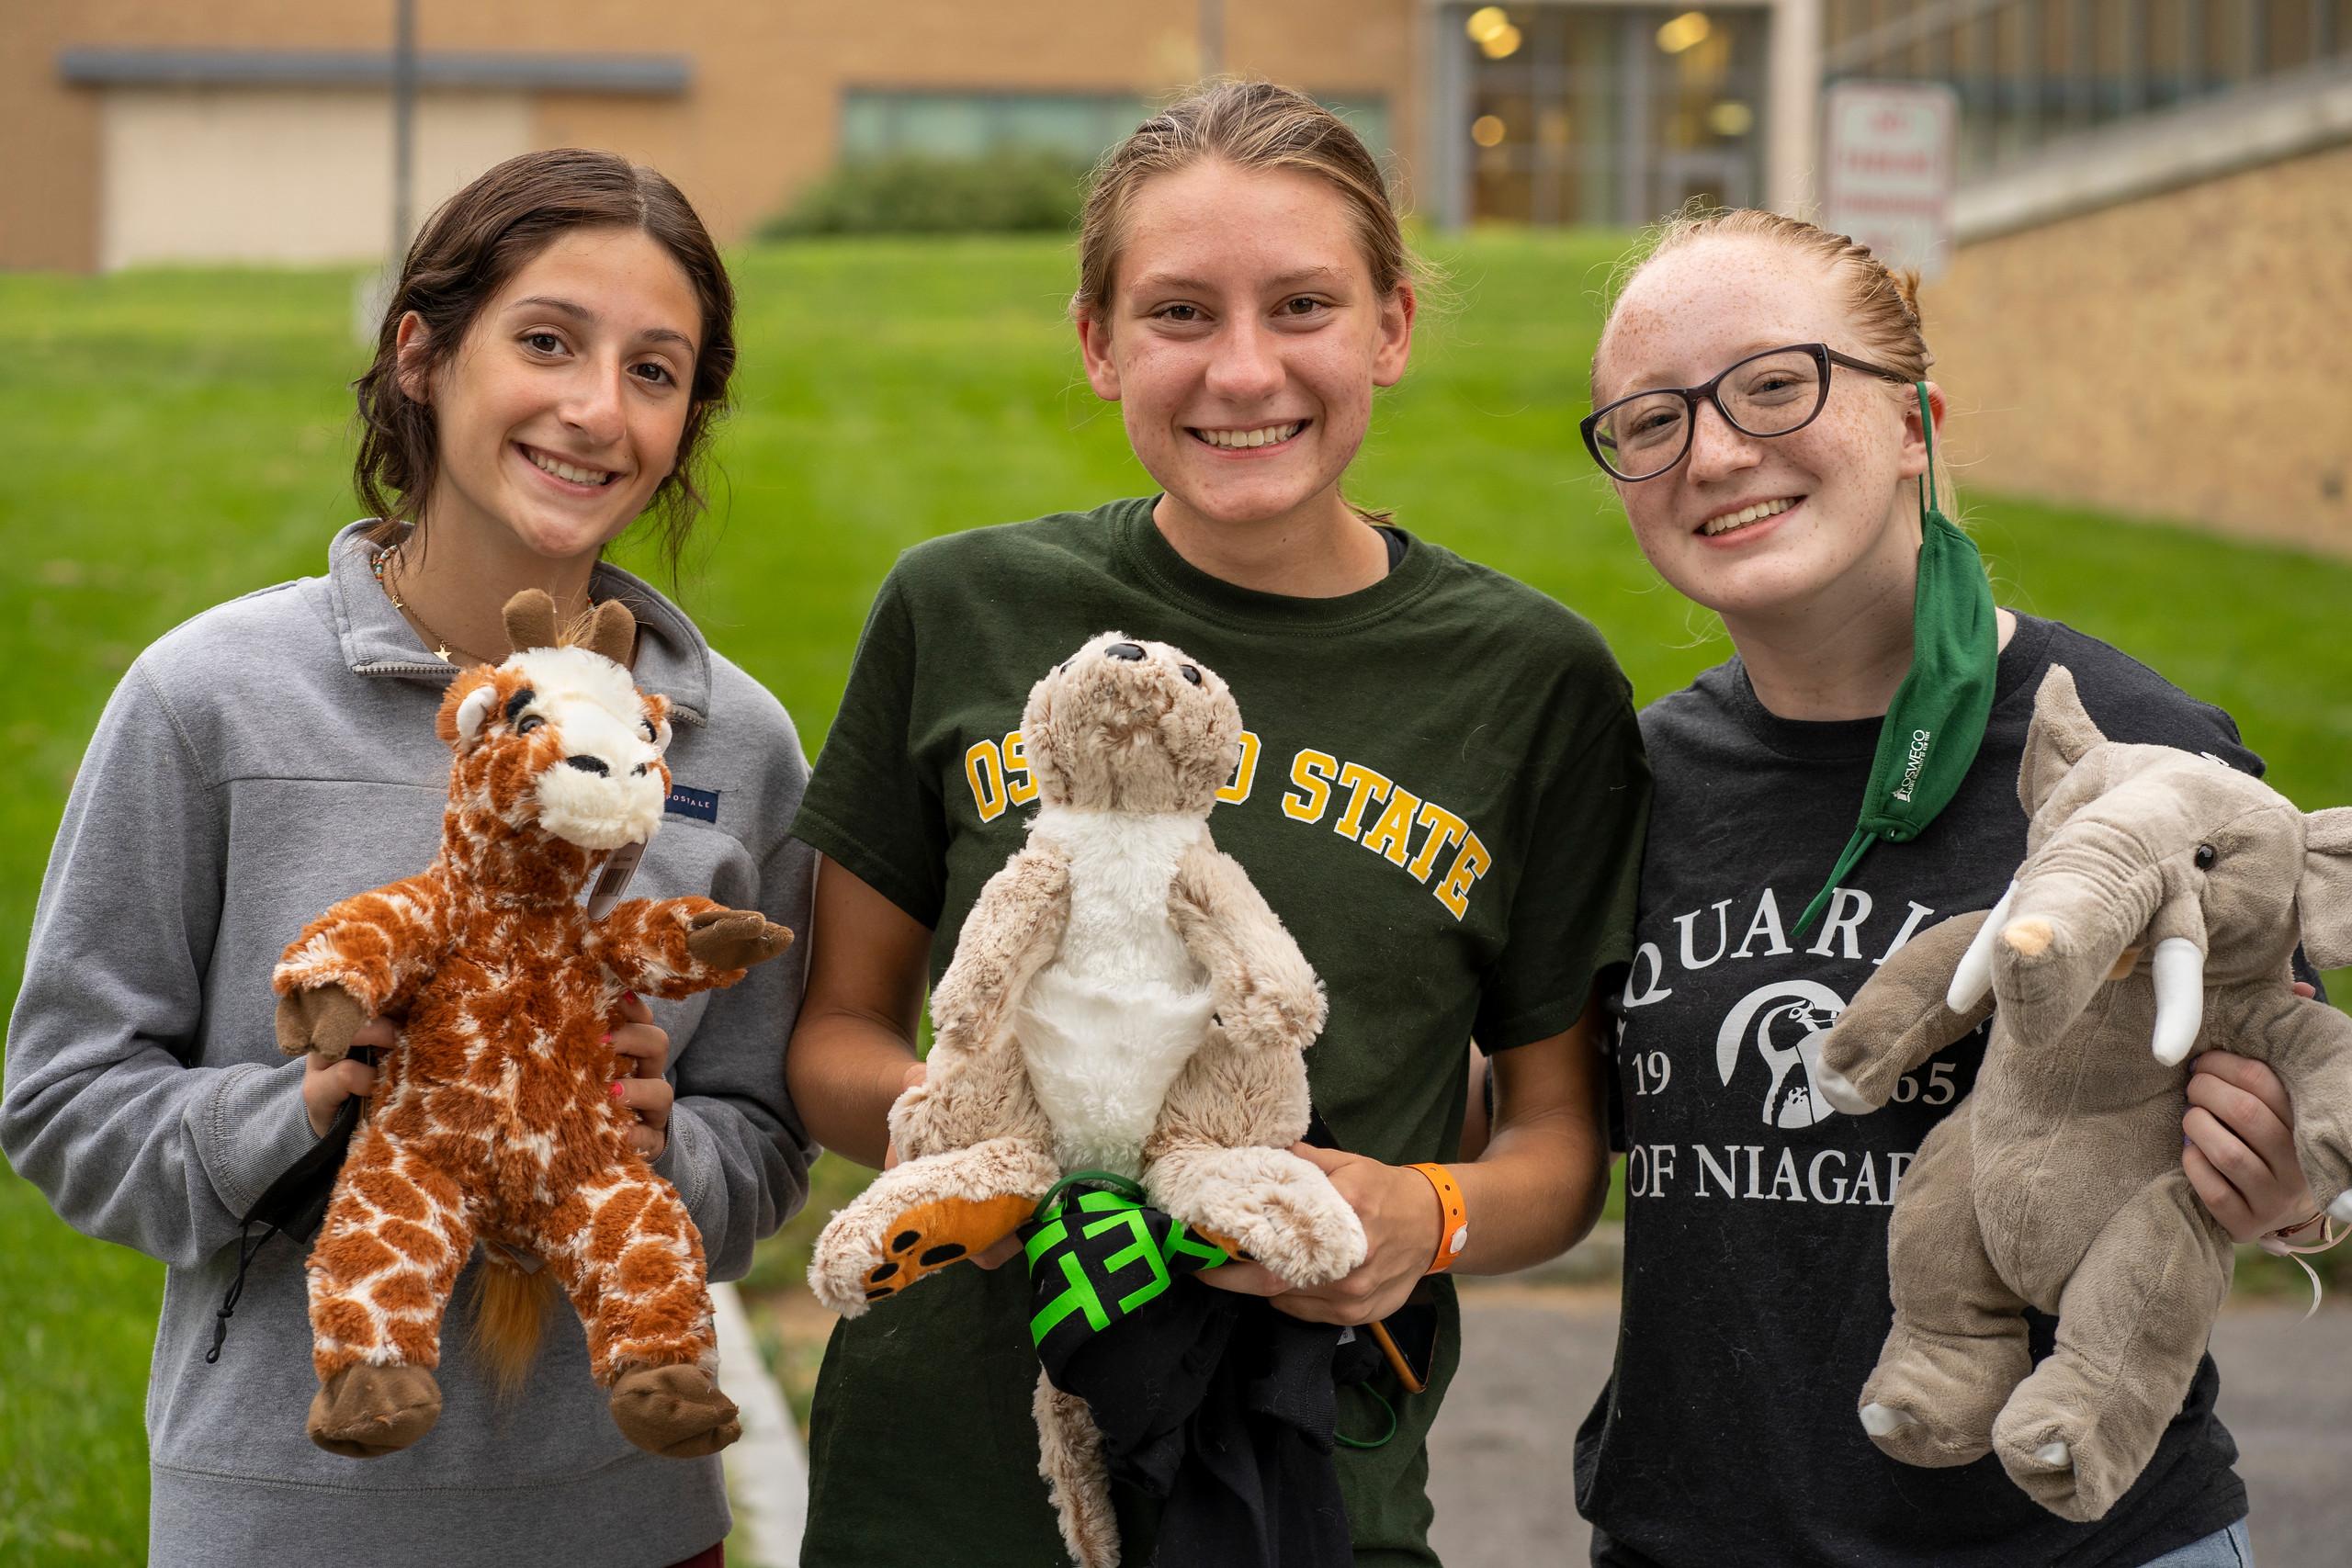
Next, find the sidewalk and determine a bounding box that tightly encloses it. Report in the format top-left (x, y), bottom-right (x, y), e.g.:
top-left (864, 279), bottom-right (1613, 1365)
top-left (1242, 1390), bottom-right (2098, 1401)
top-left (1430, 1282), bottom-right (2352, 1567)
top-left (714, 1282), bottom-right (808, 1568)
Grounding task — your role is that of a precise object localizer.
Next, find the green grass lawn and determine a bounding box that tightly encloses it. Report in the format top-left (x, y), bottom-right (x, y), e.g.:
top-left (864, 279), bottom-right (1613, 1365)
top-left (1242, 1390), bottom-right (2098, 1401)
top-left (5, 231), bottom-right (2349, 1561)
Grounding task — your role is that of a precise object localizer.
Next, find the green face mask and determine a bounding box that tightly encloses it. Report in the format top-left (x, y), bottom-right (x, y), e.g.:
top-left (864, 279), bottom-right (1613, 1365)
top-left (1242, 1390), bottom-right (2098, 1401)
top-left (1791, 385), bottom-right (1998, 941)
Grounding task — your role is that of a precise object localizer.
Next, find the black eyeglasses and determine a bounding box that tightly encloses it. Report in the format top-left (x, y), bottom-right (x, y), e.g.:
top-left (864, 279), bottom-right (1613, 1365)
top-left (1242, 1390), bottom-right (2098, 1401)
top-left (1580, 343), bottom-right (1913, 483)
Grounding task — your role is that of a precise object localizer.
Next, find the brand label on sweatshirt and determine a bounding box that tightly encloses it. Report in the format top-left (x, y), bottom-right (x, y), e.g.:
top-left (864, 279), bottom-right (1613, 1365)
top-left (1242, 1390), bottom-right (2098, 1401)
top-left (664, 784), bottom-right (719, 822)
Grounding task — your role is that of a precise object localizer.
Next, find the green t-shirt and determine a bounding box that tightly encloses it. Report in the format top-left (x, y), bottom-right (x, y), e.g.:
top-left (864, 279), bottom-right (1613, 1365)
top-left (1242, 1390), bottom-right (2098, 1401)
top-left (792, 497), bottom-right (1648, 1566)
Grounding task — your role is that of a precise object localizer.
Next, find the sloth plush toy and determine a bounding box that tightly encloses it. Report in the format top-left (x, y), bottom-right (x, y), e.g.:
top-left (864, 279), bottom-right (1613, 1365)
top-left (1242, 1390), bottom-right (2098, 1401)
top-left (809, 631), bottom-right (1367, 1567)
top-left (274, 589), bottom-right (793, 1461)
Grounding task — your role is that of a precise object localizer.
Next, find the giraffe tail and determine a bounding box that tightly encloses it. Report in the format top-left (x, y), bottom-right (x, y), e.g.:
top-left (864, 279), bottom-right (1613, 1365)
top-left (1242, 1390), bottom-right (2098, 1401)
top-left (469, 1257), bottom-right (560, 1399)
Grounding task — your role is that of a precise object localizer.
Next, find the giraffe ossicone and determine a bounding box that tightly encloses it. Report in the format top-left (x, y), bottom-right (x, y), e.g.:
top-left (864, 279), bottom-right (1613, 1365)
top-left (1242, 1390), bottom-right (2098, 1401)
top-left (275, 588), bottom-right (792, 1461)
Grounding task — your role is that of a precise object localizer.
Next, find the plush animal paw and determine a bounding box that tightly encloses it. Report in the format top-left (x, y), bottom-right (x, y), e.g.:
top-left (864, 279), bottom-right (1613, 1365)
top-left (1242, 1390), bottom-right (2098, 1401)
top-left (307, 1362), bottom-right (442, 1458)
top-left (1812, 1065), bottom-right (1876, 1117)
top-left (1155, 1146), bottom-right (1367, 1289)
top-left (1213, 984), bottom-right (1326, 1056)
top-left (859, 1193), bottom-right (1035, 1303)
top-left (808, 1138), bottom-right (1059, 1316)
top-left (1859, 1402), bottom-right (1915, 1438)
top-left (1992, 1402), bottom-right (2117, 1522)
top-left (685, 908), bottom-right (794, 971)
top-left (1854, 1315), bottom-right (2021, 1469)
top-left (276, 984), bottom-right (368, 1062)
top-left (609, 1362), bottom-right (741, 1458)
top-left (1854, 1391), bottom-right (1996, 1470)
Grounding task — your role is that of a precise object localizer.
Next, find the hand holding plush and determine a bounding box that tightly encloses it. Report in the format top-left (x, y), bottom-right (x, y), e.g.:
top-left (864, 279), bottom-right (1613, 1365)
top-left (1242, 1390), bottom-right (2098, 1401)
top-left (273, 589), bottom-right (790, 1462)
top-left (1815, 665), bottom-right (2352, 1521)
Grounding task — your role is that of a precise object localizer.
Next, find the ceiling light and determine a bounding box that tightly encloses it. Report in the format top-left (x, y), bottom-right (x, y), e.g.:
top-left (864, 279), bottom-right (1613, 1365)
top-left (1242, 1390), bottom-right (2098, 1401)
top-left (1657, 11), bottom-right (1712, 53)
top-left (1707, 99), bottom-right (1754, 136)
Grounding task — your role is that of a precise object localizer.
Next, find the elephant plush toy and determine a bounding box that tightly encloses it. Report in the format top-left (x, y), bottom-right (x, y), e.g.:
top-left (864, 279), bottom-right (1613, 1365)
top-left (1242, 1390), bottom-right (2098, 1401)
top-left (1814, 664), bottom-right (2352, 1521)
top-left (808, 631), bottom-right (1367, 1567)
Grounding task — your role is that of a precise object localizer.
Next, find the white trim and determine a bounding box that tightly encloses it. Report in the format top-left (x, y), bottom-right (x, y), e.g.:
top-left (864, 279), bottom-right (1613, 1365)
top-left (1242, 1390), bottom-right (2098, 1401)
top-left (60, 47), bottom-right (689, 95)
top-left (1954, 59), bottom-right (2352, 243)
top-left (1766, 0), bottom-right (1823, 213)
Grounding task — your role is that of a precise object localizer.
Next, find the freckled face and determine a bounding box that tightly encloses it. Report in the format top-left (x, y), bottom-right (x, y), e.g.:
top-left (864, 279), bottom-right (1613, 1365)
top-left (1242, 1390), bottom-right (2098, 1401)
top-left (1079, 160), bottom-right (1412, 532)
top-left (409, 227), bottom-right (702, 563)
top-left (1593, 237), bottom-right (1927, 621)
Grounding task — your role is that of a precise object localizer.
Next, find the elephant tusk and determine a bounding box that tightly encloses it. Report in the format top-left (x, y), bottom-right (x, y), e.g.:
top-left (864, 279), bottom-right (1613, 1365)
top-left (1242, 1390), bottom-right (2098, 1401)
top-left (1947, 882), bottom-right (2017, 1012)
top-left (2150, 938), bottom-right (2206, 1066)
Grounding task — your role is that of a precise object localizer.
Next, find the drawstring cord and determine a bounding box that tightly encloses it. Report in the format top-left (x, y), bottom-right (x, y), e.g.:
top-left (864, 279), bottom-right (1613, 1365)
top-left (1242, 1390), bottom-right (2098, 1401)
top-left (206, 1220), bottom-right (282, 1364)
top-left (2259, 1212), bottom-right (2347, 1322)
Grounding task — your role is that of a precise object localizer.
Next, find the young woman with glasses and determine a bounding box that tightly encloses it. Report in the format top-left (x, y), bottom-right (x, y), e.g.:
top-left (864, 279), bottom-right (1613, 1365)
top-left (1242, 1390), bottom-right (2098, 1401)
top-left (1572, 209), bottom-right (2319, 1568)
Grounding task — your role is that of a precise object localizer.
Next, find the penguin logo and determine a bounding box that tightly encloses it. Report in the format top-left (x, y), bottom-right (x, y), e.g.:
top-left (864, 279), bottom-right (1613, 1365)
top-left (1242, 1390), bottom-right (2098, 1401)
top-left (1715, 980), bottom-right (1849, 1129)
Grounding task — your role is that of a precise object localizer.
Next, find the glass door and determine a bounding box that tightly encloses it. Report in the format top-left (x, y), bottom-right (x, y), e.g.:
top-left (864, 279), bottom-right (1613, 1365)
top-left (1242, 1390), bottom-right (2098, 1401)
top-left (1453, 5), bottom-right (1768, 226)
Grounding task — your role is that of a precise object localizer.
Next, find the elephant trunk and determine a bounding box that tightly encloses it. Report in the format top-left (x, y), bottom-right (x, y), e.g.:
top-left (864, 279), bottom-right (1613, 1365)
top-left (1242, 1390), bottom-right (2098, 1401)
top-left (1989, 843), bottom-right (2206, 1063)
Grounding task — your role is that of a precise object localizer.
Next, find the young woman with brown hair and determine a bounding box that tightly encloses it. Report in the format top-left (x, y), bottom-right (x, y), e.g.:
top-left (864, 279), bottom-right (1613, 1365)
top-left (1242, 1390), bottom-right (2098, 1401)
top-left (784, 80), bottom-right (1646, 1565)
top-left (1576, 209), bottom-right (2313, 1568)
top-left (2, 148), bottom-right (812, 1568)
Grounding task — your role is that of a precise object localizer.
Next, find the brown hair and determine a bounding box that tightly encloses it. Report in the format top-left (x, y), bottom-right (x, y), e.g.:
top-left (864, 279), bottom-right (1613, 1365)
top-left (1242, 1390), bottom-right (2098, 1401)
top-left (352, 148), bottom-right (737, 572)
top-left (1070, 78), bottom-right (1418, 322)
top-left (1598, 207), bottom-right (1950, 502)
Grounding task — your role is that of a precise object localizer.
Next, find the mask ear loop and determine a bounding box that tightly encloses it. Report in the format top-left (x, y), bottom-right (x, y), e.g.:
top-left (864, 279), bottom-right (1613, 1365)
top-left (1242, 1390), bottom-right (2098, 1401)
top-left (1916, 381), bottom-right (1939, 525)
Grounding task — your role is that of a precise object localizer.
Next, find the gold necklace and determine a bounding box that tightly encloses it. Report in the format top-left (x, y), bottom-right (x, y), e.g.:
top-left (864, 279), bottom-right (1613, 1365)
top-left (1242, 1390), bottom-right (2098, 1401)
top-left (371, 546), bottom-right (499, 666)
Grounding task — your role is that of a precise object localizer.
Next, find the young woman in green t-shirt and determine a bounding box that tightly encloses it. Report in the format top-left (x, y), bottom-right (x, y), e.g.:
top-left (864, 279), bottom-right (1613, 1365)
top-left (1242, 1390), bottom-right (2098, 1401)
top-left (784, 81), bottom-right (1647, 1565)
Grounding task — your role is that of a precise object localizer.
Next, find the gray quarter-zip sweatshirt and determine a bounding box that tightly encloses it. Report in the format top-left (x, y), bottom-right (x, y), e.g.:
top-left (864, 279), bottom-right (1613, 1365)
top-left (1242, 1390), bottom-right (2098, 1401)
top-left (3, 522), bottom-right (815, 1568)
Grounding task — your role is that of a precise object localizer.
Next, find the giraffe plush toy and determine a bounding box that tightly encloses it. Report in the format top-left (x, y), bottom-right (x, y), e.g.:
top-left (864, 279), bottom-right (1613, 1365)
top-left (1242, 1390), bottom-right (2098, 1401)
top-left (273, 589), bottom-right (793, 1461)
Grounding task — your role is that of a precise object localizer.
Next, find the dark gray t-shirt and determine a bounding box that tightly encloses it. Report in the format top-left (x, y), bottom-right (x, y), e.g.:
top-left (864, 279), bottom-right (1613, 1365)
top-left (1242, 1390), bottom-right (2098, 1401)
top-left (1578, 615), bottom-right (2254, 1568)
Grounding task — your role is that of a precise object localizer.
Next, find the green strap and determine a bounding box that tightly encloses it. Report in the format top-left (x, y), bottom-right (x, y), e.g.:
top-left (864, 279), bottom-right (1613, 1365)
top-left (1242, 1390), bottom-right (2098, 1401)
top-left (1791, 385), bottom-right (1997, 941)
top-left (1033, 1168), bottom-right (1146, 1222)
top-left (1920, 395), bottom-right (1942, 516)
top-left (1793, 826), bottom-right (1880, 940)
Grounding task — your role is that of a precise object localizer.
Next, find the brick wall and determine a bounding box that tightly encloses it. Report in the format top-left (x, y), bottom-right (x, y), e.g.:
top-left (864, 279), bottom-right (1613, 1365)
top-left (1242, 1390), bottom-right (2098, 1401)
top-left (1925, 141), bottom-right (2352, 558)
top-left (5, 0), bottom-right (1419, 272)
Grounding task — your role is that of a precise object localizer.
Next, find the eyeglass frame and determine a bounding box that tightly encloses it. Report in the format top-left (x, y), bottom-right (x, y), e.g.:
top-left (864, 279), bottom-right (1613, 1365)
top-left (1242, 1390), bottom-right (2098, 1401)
top-left (1579, 342), bottom-right (1915, 483)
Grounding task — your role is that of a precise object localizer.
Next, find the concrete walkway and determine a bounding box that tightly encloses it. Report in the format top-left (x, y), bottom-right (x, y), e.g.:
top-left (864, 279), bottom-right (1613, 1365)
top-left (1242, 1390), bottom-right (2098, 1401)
top-left (1430, 1284), bottom-right (2352, 1567)
top-left (720, 1275), bottom-right (2347, 1566)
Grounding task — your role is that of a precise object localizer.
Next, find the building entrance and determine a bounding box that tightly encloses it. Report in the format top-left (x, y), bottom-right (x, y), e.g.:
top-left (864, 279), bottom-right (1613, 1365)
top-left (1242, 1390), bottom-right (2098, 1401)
top-left (1438, 4), bottom-right (1770, 226)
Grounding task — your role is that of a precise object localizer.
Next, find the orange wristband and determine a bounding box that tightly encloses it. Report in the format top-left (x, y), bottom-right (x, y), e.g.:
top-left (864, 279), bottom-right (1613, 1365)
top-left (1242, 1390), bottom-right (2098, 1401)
top-left (1409, 1162), bottom-right (1468, 1275)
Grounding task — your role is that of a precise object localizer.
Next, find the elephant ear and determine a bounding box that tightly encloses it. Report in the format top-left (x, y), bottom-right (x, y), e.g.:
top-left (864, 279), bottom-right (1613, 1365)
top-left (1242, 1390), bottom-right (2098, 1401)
top-left (2297, 807), bottom-right (2352, 971)
top-left (2018, 664), bottom-right (2109, 817)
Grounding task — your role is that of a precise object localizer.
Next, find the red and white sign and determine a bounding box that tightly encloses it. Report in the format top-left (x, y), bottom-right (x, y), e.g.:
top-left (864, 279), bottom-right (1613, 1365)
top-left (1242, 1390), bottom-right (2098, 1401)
top-left (1822, 81), bottom-right (1959, 279)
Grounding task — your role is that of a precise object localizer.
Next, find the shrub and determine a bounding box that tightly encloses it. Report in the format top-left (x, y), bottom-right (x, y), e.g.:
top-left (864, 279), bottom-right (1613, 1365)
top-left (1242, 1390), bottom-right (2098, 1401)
top-left (761, 152), bottom-right (1091, 239)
